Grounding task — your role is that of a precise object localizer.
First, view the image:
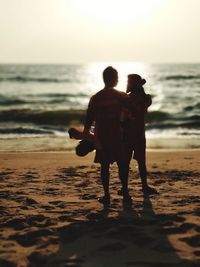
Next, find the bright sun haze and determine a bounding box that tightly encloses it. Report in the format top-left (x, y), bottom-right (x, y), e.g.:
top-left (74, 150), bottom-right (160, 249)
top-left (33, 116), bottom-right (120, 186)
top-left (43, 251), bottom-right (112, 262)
top-left (0, 0), bottom-right (199, 63)
top-left (72, 0), bottom-right (162, 24)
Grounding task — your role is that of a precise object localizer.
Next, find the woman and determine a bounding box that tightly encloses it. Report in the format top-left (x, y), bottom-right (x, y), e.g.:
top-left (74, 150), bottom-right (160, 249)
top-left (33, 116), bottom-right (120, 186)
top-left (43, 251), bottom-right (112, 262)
top-left (123, 74), bottom-right (157, 195)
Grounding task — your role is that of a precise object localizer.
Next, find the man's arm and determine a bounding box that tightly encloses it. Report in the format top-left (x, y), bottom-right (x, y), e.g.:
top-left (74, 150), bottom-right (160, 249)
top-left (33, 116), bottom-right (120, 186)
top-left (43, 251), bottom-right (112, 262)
top-left (83, 96), bottom-right (95, 133)
top-left (120, 92), bottom-right (135, 115)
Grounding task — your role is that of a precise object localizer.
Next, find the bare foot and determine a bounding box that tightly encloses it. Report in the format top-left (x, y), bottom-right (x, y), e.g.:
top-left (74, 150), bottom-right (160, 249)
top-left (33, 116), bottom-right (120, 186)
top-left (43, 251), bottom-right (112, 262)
top-left (143, 186), bottom-right (158, 195)
top-left (117, 189), bottom-right (123, 195)
top-left (98, 195), bottom-right (110, 205)
top-left (123, 193), bottom-right (132, 204)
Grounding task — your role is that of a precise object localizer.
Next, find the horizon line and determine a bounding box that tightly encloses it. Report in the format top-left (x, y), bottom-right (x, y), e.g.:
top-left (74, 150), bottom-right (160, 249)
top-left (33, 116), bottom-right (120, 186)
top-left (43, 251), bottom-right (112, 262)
top-left (0, 61), bottom-right (200, 65)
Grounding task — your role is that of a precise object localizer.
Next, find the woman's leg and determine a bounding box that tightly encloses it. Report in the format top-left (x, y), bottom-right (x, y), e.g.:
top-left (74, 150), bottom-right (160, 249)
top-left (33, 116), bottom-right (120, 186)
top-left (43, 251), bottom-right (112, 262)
top-left (138, 158), bottom-right (158, 195)
top-left (135, 139), bottom-right (155, 193)
top-left (100, 162), bottom-right (110, 198)
top-left (138, 158), bottom-right (148, 189)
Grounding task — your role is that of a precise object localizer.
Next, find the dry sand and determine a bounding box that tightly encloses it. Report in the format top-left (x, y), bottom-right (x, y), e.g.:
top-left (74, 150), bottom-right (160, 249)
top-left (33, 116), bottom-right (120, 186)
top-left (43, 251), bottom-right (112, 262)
top-left (0, 150), bottom-right (200, 267)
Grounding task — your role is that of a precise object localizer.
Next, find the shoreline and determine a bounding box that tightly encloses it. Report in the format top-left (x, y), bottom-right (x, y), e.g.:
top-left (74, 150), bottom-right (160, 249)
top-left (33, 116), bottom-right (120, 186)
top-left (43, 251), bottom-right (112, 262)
top-left (0, 148), bottom-right (200, 153)
top-left (0, 147), bottom-right (200, 154)
top-left (0, 136), bottom-right (199, 153)
top-left (1, 149), bottom-right (199, 173)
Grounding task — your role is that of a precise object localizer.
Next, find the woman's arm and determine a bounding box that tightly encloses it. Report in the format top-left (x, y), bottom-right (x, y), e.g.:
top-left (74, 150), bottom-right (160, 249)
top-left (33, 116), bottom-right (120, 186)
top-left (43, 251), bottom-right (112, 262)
top-left (145, 94), bottom-right (152, 108)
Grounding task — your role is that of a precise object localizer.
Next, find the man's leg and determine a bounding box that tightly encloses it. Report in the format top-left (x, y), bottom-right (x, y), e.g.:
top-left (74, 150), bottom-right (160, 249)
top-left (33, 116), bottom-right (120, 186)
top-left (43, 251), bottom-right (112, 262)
top-left (117, 160), bottom-right (132, 201)
top-left (100, 162), bottom-right (110, 202)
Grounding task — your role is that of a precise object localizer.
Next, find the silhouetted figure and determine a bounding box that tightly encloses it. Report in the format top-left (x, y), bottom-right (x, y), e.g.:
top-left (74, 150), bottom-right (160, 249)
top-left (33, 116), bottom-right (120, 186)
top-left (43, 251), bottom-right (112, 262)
top-left (83, 66), bottom-right (131, 204)
top-left (124, 74), bottom-right (157, 195)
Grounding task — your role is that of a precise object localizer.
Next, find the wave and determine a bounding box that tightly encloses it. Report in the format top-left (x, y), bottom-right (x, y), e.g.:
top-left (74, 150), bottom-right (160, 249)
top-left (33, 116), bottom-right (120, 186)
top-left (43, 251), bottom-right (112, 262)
top-left (164, 75), bottom-right (200, 81)
top-left (32, 93), bottom-right (88, 98)
top-left (0, 127), bottom-right (53, 135)
top-left (184, 103), bottom-right (200, 111)
top-left (0, 76), bottom-right (72, 83)
top-left (0, 109), bottom-right (199, 129)
top-left (0, 93), bottom-right (89, 106)
top-left (0, 109), bottom-right (86, 125)
top-left (0, 98), bottom-right (26, 105)
top-left (147, 113), bottom-right (200, 128)
top-left (147, 121), bottom-right (200, 129)
top-left (147, 111), bottom-right (171, 121)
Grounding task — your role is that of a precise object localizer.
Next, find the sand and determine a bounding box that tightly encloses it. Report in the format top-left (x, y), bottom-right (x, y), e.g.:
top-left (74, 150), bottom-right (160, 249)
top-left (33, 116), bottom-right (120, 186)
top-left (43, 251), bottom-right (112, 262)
top-left (0, 150), bottom-right (200, 267)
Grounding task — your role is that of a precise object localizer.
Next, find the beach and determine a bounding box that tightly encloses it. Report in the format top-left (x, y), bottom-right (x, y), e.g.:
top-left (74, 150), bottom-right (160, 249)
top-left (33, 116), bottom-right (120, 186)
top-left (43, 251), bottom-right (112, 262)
top-left (0, 150), bottom-right (200, 267)
top-left (1, 0), bottom-right (200, 265)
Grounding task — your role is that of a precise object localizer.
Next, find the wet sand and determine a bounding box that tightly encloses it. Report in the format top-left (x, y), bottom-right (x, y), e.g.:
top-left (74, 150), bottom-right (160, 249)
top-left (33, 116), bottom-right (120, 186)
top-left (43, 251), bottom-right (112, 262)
top-left (0, 150), bottom-right (200, 267)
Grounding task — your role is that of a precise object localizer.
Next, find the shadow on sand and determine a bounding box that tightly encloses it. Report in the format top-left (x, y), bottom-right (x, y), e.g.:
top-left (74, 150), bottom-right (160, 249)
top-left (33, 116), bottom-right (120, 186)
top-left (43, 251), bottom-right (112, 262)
top-left (27, 195), bottom-right (198, 267)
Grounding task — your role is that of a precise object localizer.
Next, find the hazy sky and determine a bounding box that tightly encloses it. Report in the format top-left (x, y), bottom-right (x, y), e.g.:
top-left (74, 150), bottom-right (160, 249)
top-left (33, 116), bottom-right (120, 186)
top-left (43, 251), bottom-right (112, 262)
top-left (0, 0), bottom-right (199, 63)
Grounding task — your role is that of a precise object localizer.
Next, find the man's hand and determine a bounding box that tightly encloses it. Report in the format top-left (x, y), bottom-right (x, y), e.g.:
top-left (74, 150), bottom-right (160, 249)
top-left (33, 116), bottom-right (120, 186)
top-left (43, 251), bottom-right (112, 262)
top-left (82, 129), bottom-right (90, 140)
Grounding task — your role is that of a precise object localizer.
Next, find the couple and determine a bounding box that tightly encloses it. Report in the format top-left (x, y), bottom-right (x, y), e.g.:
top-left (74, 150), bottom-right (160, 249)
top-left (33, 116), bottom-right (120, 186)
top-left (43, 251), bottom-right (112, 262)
top-left (82, 66), bottom-right (157, 204)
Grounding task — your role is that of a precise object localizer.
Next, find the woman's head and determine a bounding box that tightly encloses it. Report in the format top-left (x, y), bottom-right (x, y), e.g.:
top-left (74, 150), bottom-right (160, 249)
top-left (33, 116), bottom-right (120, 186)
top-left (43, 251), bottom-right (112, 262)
top-left (103, 66), bottom-right (118, 87)
top-left (126, 74), bottom-right (146, 93)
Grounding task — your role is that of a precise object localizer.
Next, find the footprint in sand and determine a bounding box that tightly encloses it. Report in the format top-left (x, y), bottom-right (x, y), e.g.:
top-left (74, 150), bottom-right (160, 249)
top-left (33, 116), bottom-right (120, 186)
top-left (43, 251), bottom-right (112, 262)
top-left (19, 172), bottom-right (39, 184)
top-left (26, 197), bottom-right (38, 205)
top-left (152, 164), bottom-right (158, 169)
top-left (0, 170), bottom-right (14, 176)
top-left (181, 234), bottom-right (200, 247)
top-left (40, 204), bottom-right (55, 210)
top-left (58, 215), bottom-right (70, 221)
top-left (80, 194), bottom-right (96, 200)
top-left (49, 200), bottom-right (67, 208)
top-left (0, 191), bottom-right (10, 199)
top-left (76, 165), bottom-right (87, 169)
top-left (156, 214), bottom-right (185, 223)
top-left (27, 214), bottom-right (51, 227)
top-left (194, 250), bottom-right (200, 256)
top-left (161, 223), bottom-right (195, 235)
top-left (9, 229), bottom-right (55, 247)
top-left (0, 259), bottom-right (16, 267)
top-left (195, 226), bottom-right (200, 233)
top-left (3, 218), bottom-right (27, 230)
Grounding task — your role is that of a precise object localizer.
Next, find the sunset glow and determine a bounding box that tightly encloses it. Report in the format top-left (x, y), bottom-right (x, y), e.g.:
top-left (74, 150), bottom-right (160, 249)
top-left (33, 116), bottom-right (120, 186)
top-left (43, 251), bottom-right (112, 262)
top-left (72, 0), bottom-right (162, 25)
top-left (0, 0), bottom-right (199, 63)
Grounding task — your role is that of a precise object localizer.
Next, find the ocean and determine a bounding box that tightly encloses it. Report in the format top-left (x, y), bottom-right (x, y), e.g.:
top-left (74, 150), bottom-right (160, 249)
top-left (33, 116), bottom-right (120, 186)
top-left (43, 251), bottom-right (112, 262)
top-left (0, 62), bottom-right (199, 151)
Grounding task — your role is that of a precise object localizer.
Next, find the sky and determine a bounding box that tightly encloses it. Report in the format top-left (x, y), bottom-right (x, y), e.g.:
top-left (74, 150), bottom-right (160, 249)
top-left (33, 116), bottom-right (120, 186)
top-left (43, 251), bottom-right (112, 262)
top-left (0, 0), bottom-right (199, 63)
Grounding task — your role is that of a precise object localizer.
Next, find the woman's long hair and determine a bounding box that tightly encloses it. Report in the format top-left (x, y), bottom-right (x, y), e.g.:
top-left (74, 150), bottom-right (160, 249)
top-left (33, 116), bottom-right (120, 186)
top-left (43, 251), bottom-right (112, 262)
top-left (126, 74), bottom-right (146, 98)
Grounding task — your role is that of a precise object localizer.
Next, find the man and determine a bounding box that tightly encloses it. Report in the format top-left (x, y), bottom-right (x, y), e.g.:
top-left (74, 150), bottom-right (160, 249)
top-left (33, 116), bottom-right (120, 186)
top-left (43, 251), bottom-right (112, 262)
top-left (83, 66), bottom-right (131, 204)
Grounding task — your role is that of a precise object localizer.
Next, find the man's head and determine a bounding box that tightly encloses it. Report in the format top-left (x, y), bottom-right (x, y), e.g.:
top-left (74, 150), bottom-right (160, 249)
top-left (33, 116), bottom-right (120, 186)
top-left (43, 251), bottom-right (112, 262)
top-left (103, 66), bottom-right (118, 87)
